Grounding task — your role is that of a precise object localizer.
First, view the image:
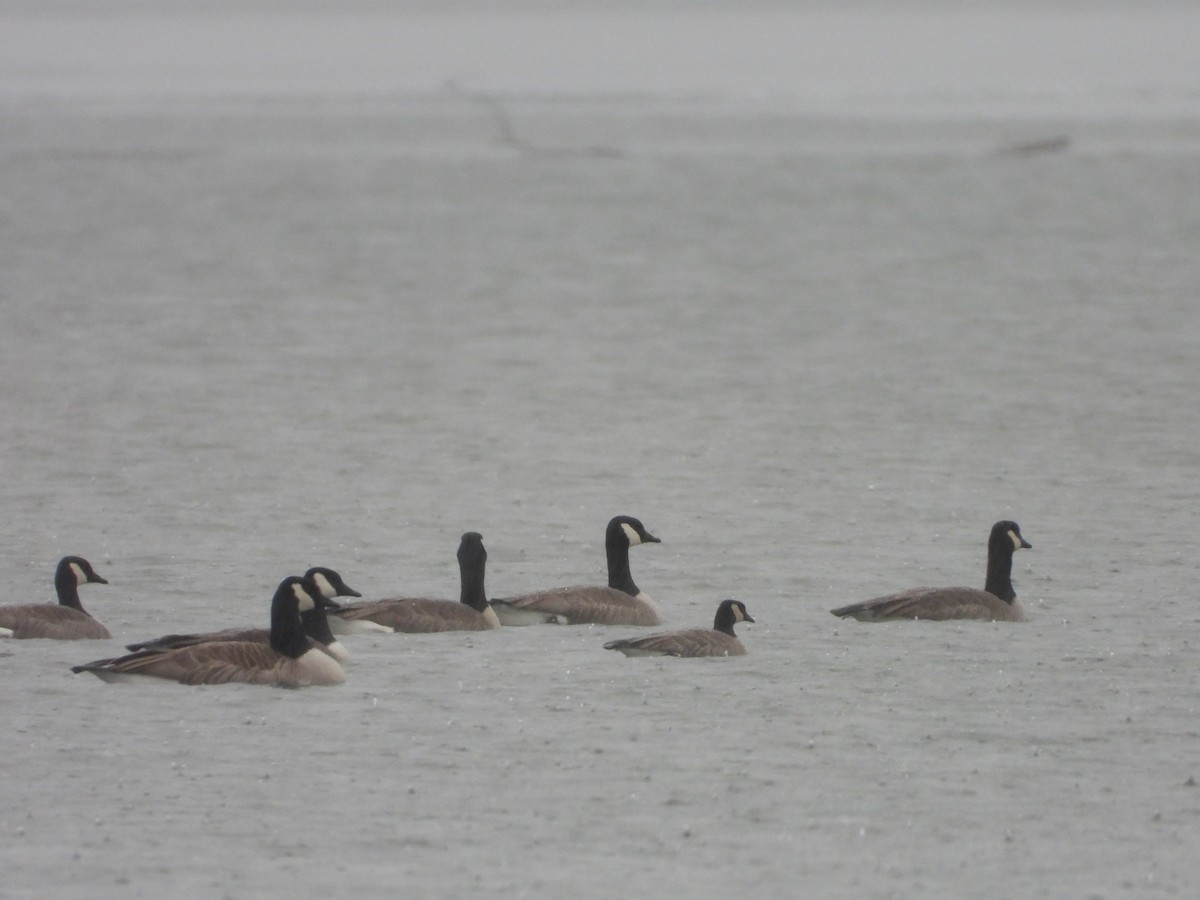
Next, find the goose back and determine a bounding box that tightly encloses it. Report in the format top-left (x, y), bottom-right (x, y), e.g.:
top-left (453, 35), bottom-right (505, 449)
top-left (830, 520), bottom-right (1032, 623)
top-left (72, 576), bottom-right (345, 687)
top-left (329, 532), bottom-right (498, 633)
top-left (0, 556), bottom-right (111, 640)
top-left (604, 600), bottom-right (754, 657)
top-left (490, 516), bottom-right (661, 626)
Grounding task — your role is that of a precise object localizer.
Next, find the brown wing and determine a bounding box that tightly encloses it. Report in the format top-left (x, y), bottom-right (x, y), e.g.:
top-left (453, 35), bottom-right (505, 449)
top-left (334, 598), bottom-right (491, 633)
top-left (606, 628), bottom-right (746, 657)
top-left (0, 604), bottom-right (111, 640)
top-left (832, 587), bottom-right (1022, 622)
top-left (127, 627), bottom-right (269, 652)
top-left (500, 586), bottom-right (660, 625)
top-left (104, 642), bottom-right (298, 685)
top-left (73, 643), bottom-right (345, 686)
top-left (98, 643), bottom-right (290, 686)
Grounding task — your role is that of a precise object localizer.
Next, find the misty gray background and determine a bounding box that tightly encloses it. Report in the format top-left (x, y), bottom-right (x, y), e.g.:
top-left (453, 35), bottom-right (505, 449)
top-left (2, 2), bottom-right (1199, 898)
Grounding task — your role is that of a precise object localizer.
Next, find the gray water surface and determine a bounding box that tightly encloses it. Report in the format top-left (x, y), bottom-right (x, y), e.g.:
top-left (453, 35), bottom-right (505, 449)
top-left (3, 5), bottom-right (1200, 899)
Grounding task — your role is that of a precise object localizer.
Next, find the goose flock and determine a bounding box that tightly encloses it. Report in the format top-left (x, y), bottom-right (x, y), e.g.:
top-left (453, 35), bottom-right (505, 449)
top-left (1, 515), bottom-right (1033, 687)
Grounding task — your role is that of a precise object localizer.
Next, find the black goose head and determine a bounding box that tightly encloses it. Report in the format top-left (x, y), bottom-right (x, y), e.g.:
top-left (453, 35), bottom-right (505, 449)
top-left (713, 599), bottom-right (755, 635)
top-left (305, 567), bottom-right (362, 606)
top-left (604, 516), bottom-right (660, 596)
top-left (989, 520), bottom-right (1032, 553)
top-left (457, 532), bottom-right (488, 611)
top-left (270, 575), bottom-right (320, 658)
top-left (985, 520), bottom-right (1032, 602)
top-left (606, 515), bottom-right (661, 549)
top-left (54, 556), bottom-right (108, 608)
top-left (57, 556), bottom-right (108, 587)
top-left (458, 532), bottom-right (487, 569)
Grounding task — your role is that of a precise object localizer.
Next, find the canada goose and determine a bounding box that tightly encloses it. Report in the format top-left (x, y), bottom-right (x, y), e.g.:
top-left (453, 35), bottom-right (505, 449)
top-left (830, 520), bottom-right (1034, 622)
top-left (0, 556), bottom-right (110, 640)
top-left (490, 515), bottom-right (662, 626)
top-left (71, 576), bottom-right (346, 687)
top-left (604, 599), bottom-right (754, 657)
top-left (329, 532), bottom-right (499, 634)
top-left (124, 585), bottom-right (350, 663)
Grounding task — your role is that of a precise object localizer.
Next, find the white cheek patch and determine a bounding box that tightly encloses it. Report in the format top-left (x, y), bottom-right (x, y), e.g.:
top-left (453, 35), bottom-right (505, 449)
top-left (311, 572), bottom-right (335, 598)
top-left (69, 562), bottom-right (87, 585)
top-left (292, 583), bottom-right (316, 611)
top-left (621, 523), bottom-right (641, 546)
top-left (1008, 529), bottom-right (1023, 550)
top-left (732, 604), bottom-right (745, 622)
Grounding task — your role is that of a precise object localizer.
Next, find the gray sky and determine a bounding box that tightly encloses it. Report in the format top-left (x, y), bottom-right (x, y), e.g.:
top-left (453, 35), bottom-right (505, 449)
top-left (2, 4), bottom-right (1198, 116)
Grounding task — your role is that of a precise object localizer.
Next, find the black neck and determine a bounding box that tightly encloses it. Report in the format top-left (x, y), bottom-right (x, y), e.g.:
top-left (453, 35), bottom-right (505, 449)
top-left (713, 608), bottom-right (738, 636)
top-left (300, 604), bottom-right (336, 647)
top-left (984, 539), bottom-right (1018, 602)
top-left (270, 591), bottom-right (312, 659)
top-left (606, 537), bottom-right (639, 596)
top-left (54, 564), bottom-right (84, 611)
top-left (459, 553), bottom-right (489, 613)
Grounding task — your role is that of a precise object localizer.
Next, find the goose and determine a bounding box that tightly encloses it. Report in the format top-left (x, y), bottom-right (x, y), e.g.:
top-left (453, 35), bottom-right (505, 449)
top-left (604, 599), bottom-right (754, 657)
top-left (490, 515), bottom-right (662, 626)
top-left (329, 532), bottom-right (499, 634)
top-left (124, 584), bottom-right (350, 663)
top-left (0, 556), bottom-right (110, 640)
top-left (830, 520), bottom-right (1033, 622)
top-left (71, 575), bottom-right (346, 686)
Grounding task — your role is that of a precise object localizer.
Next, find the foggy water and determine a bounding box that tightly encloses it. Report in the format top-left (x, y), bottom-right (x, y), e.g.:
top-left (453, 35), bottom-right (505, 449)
top-left (2, 3), bottom-right (1200, 899)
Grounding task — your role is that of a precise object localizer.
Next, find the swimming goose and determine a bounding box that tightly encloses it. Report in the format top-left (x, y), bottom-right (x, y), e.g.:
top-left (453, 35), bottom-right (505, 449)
top-left (830, 520), bottom-right (1033, 622)
top-left (124, 585), bottom-right (350, 663)
top-left (329, 532), bottom-right (499, 633)
top-left (0, 556), bottom-right (110, 640)
top-left (71, 575), bottom-right (346, 686)
top-left (490, 515), bottom-right (662, 626)
top-left (604, 599), bottom-right (754, 657)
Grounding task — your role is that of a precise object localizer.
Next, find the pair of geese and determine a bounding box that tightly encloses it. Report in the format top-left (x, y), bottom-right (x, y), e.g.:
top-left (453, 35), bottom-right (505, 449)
top-left (2, 516), bottom-right (1032, 688)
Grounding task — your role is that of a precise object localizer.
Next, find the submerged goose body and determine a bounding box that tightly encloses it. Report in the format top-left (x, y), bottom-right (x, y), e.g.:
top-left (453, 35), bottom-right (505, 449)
top-left (490, 515), bottom-right (662, 626)
top-left (604, 599), bottom-right (754, 658)
top-left (72, 576), bottom-right (345, 687)
top-left (125, 582), bottom-right (350, 663)
top-left (0, 556), bottom-right (110, 640)
top-left (330, 533), bottom-right (499, 634)
top-left (831, 520), bottom-right (1033, 622)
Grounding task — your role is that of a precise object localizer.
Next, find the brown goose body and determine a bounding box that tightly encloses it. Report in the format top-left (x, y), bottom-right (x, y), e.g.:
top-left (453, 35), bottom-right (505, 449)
top-left (76, 640), bottom-right (345, 686)
top-left (125, 626), bottom-right (348, 663)
top-left (0, 556), bottom-right (110, 640)
top-left (604, 599), bottom-right (754, 657)
top-left (330, 533), bottom-right (498, 634)
top-left (491, 516), bottom-right (662, 626)
top-left (831, 520), bottom-right (1033, 623)
top-left (333, 597), bottom-right (498, 633)
top-left (125, 585), bottom-right (350, 662)
top-left (833, 586), bottom-right (1024, 622)
top-left (499, 585), bottom-right (660, 626)
top-left (72, 576), bottom-right (345, 687)
top-left (0, 604), bottom-right (111, 640)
